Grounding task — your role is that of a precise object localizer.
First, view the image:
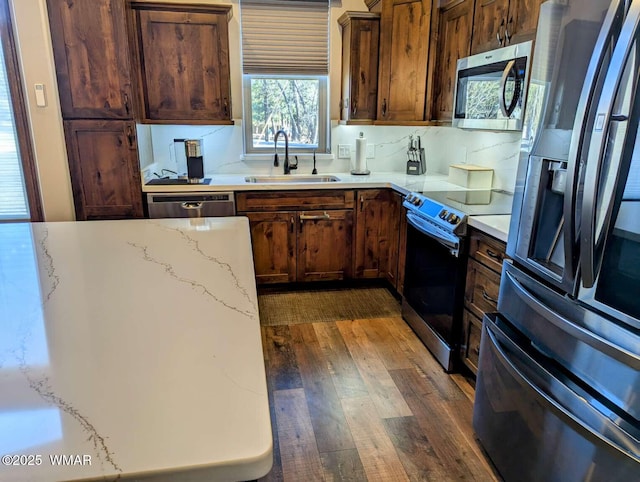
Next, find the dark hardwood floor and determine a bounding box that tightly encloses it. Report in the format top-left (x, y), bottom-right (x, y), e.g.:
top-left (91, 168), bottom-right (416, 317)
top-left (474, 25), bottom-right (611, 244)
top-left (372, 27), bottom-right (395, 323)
top-left (259, 316), bottom-right (500, 481)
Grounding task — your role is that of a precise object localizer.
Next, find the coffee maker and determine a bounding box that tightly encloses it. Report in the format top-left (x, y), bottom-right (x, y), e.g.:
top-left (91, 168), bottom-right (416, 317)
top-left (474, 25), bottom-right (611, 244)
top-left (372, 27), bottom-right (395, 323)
top-left (184, 139), bottom-right (204, 183)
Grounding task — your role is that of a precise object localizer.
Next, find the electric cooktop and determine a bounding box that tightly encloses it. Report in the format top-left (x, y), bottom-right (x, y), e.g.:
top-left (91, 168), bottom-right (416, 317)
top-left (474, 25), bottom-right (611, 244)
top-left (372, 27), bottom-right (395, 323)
top-left (418, 189), bottom-right (514, 216)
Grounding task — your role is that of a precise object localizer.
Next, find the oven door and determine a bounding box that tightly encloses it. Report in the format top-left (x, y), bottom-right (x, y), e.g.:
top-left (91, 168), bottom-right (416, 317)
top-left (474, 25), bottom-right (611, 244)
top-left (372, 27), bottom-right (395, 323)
top-left (402, 215), bottom-right (466, 371)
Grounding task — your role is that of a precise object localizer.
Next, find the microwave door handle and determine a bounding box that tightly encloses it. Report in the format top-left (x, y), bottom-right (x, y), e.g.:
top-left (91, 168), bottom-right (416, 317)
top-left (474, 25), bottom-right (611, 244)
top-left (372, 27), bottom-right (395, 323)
top-left (564, 0), bottom-right (627, 284)
top-left (581, 2), bottom-right (640, 288)
top-left (499, 59), bottom-right (521, 118)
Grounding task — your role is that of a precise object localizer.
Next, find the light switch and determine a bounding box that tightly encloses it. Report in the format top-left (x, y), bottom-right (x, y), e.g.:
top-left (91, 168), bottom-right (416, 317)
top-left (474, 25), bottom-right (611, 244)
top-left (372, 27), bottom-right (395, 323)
top-left (34, 83), bottom-right (46, 107)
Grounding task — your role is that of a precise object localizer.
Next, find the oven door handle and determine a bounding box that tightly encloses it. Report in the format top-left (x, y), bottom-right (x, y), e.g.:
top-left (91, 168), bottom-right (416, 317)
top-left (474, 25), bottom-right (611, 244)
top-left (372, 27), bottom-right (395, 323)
top-left (406, 212), bottom-right (461, 257)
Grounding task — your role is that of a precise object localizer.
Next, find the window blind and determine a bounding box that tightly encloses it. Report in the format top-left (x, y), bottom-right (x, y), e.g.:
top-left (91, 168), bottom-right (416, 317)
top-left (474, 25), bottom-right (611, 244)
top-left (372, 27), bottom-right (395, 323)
top-left (0, 34), bottom-right (29, 220)
top-left (240, 0), bottom-right (330, 75)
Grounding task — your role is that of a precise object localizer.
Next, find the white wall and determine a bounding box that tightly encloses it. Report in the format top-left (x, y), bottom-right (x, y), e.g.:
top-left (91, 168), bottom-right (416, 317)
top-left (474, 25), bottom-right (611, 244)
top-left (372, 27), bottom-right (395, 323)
top-left (11, 0), bottom-right (521, 223)
top-left (11, 0), bottom-right (74, 221)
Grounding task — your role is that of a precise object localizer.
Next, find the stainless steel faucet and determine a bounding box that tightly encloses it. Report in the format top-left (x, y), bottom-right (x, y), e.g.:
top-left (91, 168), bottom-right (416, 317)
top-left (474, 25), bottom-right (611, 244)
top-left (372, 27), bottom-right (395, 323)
top-left (274, 130), bottom-right (297, 175)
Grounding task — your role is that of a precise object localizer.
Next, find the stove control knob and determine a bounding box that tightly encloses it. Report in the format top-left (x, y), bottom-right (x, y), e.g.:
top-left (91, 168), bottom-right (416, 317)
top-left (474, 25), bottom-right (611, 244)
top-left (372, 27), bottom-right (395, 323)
top-left (413, 197), bottom-right (421, 206)
top-left (439, 210), bottom-right (448, 219)
top-left (448, 213), bottom-right (459, 224)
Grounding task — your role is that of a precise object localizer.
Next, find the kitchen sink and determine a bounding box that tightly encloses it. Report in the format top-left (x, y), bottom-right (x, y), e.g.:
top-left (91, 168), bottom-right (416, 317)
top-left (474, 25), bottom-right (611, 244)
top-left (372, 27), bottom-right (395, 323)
top-left (244, 175), bottom-right (340, 183)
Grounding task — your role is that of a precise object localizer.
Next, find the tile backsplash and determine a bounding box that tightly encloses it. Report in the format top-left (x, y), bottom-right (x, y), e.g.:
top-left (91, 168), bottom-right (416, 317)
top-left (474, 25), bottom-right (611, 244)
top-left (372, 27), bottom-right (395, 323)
top-left (139, 122), bottom-right (521, 191)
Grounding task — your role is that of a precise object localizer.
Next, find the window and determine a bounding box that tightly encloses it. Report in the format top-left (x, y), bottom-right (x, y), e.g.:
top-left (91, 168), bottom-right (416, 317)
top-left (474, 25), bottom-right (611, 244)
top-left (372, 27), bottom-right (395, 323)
top-left (240, 0), bottom-right (330, 155)
top-left (0, 0), bottom-right (41, 221)
top-left (243, 75), bottom-right (328, 153)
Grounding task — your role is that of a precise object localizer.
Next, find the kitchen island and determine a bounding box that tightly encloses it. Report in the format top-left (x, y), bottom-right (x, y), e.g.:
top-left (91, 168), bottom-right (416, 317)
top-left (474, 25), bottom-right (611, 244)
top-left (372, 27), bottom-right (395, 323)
top-left (0, 218), bottom-right (272, 481)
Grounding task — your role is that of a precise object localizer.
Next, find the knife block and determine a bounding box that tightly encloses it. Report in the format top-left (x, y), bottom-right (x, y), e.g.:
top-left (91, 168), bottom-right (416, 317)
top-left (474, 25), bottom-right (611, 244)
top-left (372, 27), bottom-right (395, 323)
top-left (406, 148), bottom-right (426, 175)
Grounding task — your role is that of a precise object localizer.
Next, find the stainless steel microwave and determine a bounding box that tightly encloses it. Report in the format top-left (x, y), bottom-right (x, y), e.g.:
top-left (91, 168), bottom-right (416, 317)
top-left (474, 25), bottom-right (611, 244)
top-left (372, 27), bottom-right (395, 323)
top-left (453, 41), bottom-right (532, 131)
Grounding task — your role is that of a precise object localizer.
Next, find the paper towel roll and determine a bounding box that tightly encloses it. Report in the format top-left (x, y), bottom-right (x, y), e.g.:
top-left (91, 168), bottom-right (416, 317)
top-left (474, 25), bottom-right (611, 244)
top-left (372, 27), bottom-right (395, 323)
top-left (355, 133), bottom-right (367, 173)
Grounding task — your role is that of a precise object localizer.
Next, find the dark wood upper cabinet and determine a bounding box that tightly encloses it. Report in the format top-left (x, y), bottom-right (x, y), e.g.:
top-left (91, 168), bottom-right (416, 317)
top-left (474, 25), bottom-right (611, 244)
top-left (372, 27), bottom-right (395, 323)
top-left (339, 12), bottom-right (380, 123)
top-left (129, 2), bottom-right (233, 124)
top-left (377, 0), bottom-right (433, 122)
top-left (471, 0), bottom-right (509, 54)
top-left (47, 0), bottom-right (134, 119)
top-left (431, 0), bottom-right (474, 121)
top-left (506, 0), bottom-right (544, 46)
top-left (64, 120), bottom-right (143, 220)
top-left (471, 0), bottom-right (543, 54)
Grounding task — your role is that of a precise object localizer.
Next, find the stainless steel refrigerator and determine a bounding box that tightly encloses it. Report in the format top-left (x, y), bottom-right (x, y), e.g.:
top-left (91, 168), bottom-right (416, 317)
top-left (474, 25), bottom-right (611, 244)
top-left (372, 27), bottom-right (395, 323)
top-left (473, 1), bottom-right (640, 480)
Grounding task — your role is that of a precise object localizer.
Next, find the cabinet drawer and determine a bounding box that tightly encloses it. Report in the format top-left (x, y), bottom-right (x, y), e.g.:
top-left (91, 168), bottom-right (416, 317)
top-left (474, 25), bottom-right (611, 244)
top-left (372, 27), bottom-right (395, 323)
top-left (461, 309), bottom-right (483, 374)
top-left (465, 258), bottom-right (501, 319)
top-left (237, 190), bottom-right (355, 212)
top-left (469, 230), bottom-right (507, 274)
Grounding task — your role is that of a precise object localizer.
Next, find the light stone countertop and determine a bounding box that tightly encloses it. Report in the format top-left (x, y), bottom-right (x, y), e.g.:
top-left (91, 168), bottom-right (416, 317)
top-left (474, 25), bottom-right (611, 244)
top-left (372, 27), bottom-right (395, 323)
top-left (0, 218), bottom-right (271, 482)
top-left (143, 171), bottom-right (512, 240)
top-left (143, 172), bottom-right (472, 195)
top-left (468, 215), bottom-right (511, 243)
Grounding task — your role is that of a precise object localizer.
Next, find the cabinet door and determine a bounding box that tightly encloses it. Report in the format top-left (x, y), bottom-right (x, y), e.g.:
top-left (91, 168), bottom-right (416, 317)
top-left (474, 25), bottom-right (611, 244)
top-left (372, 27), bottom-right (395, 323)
top-left (377, 0), bottom-right (433, 121)
top-left (506, 0), bottom-right (544, 46)
top-left (245, 212), bottom-right (297, 284)
top-left (342, 17), bottom-right (380, 122)
top-left (298, 210), bottom-right (353, 282)
top-left (431, 0), bottom-right (474, 121)
top-left (354, 189), bottom-right (393, 278)
top-left (132, 6), bottom-right (232, 123)
top-left (385, 192), bottom-right (402, 288)
top-left (460, 309), bottom-right (483, 374)
top-left (464, 258), bottom-right (501, 319)
top-left (471, 0), bottom-right (509, 54)
top-left (47, 0), bottom-right (133, 119)
top-left (64, 120), bottom-right (143, 220)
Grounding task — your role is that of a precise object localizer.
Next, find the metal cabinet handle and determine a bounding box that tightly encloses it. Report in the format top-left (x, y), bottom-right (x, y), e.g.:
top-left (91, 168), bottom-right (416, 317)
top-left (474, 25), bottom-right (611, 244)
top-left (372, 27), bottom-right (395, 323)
top-left (505, 16), bottom-right (513, 42)
top-left (123, 92), bottom-right (130, 116)
top-left (223, 98), bottom-right (229, 117)
top-left (381, 98), bottom-right (387, 117)
top-left (300, 212), bottom-right (331, 221)
top-left (126, 125), bottom-right (135, 148)
top-left (497, 18), bottom-right (505, 46)
top-left (481, 289), bottom-right (498, 305)
top-left (351, 99), bottom-right (358, 116)
top-left (360, 196), bottom-right (364, 212)
top-left (486, 249), bottom-right (502, 261)
top-left (290, 216), bottom-right (294, 233)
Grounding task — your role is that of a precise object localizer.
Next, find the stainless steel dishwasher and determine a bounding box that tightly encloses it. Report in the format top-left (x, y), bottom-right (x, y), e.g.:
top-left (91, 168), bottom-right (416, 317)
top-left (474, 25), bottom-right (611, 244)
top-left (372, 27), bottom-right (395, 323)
top-left (147, 192), bottom-right (235, 218)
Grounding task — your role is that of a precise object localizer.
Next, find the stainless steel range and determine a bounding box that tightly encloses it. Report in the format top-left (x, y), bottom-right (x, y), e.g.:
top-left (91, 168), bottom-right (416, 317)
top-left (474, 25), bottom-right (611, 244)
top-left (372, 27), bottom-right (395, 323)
top-left (402, 189), bottom-right (513, 372)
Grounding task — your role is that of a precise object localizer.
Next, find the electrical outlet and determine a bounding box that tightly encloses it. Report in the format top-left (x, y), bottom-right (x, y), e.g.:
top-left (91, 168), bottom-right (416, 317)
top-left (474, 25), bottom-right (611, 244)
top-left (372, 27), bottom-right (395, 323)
top-left (366, 144), bottom-right (375, 159)
top-left (338, 144), bottom-right (351, 159)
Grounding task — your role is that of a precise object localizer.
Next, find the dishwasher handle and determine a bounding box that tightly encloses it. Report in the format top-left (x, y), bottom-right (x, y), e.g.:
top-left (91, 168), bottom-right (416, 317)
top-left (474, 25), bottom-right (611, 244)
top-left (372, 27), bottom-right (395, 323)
top-left (181, 201), bottom-right (203, 210)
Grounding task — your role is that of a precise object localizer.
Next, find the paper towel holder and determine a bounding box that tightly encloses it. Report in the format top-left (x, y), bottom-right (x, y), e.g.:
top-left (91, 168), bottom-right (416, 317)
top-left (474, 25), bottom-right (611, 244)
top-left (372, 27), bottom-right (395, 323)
top-left (351, 131), bottom-right (370, 175)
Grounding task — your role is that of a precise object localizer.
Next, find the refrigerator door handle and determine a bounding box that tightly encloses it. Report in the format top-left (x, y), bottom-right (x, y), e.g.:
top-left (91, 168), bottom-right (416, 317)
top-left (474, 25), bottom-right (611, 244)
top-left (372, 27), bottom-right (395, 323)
top-left (505, 269), bottom-right (640, 369)
top-left (484, 321), bottom-right (640, 460)
top-left (564, 0), bottom-right (627, 280)
top-left (581, 1), bottom-right (640, 288)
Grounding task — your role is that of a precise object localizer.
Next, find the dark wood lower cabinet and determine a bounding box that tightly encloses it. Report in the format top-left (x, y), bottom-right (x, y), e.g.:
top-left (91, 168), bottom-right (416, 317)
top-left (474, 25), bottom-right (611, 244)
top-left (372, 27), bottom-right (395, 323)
top-left (239, 190), bottom-right (405, 289)
top-left (461, 228), bottom-right (507, 375)
top-left (461, 309), bottom-right (483, 373)
top-left (64, 120), bottom-right (143, 220)
top-left (298, 210), bottom-right (354, 282)
top-left (237, 191), bottom-right (355, 285)
top-left (245, 211), bottom-right (296, 284)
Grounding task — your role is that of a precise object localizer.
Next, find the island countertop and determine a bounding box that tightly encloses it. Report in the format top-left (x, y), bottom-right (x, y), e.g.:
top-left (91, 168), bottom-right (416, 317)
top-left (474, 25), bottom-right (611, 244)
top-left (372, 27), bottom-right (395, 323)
top-left (0, 218), bottom-right (272, 481)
